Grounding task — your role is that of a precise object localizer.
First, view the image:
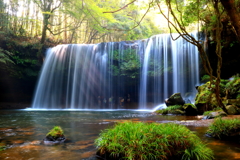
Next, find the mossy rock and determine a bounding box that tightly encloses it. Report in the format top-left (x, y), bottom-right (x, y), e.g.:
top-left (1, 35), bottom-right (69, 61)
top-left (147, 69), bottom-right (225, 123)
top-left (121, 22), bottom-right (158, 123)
top-left (202, 111), bottom-right (227, 119)
top-left (158, 105), bottom-right (184, 115)
top-left (226, 76), bottom-right (240, 98)
top-left (183, 103), bottom-right (198, 115)
top-left (226, 105), bottom-right (240, 115)
top-left (165, 93), bottom-right (185, 106)
top-left (95, 122), bottom-right (214, 160)
top-left (168, 109), bottom-right (185, 115)
top-left (44, 126), bottom-right (65, 145)
top-left (195, 82), bottom-right (224, 114)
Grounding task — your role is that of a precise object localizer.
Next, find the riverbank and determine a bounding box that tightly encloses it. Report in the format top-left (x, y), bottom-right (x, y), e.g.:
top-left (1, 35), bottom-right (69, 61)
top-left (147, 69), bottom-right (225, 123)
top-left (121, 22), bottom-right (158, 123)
top-left (174, 115), bottom-right (240, 126)
top-left (0, 102), bottom-right (30, 109)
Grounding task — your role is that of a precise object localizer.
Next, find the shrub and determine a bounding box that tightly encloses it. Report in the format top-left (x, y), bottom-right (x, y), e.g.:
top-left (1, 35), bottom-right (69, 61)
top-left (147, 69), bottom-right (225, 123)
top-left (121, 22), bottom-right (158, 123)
top-left (206, 118), bottom-right (240, 139)
top-left (95, 122), bottom-right (214, 160)
top-left (201, 75), bottom-right (210, 82)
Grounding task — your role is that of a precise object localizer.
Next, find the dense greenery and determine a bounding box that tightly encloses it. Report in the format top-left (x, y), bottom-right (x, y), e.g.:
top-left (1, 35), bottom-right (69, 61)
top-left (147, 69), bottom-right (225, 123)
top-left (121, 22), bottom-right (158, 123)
top-left (0, 0), bottom-right (160, 44)
top-left (109, 48), bottom-right (140, 78)
top-left (95, 122), bottom-right (214, 160)
top-left (206, 118), bottom-right (240, 139)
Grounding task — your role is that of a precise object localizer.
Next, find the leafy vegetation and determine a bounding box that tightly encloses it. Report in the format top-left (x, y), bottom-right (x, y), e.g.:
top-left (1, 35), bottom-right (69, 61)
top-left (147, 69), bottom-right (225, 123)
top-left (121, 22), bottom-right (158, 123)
top-left (109, 48), bottom-right (140, 78)
top-left (201, 75), bottom-right (211, 83)
top-left (0, 146), bottom-right (6, 151)
top-left (206, 118), bottom-right (240, 139)
top-left (95, 122), bottom-right (214, 160)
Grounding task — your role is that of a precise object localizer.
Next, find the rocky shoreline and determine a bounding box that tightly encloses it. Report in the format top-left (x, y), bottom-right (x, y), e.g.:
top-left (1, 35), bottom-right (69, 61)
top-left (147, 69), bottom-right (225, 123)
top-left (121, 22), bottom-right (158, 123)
top-left (175, 115), bottom-right (240, 127)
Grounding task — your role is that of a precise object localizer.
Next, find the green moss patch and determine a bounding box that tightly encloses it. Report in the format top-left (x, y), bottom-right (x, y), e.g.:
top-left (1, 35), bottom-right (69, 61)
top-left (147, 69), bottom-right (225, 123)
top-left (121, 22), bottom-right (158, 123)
top-left (46, 126), bottom-right (64, 138)
top-left (206, 118), bottom-right (240, 139)
top-left (95, 122), bottom-right (214, 160)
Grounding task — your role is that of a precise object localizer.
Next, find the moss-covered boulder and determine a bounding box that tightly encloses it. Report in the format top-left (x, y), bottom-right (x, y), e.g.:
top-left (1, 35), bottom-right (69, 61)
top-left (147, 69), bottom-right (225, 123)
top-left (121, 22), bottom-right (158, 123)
top-left (195, 82), bottom-right (217, 114)
top-left (165, 93), bottom-right (185, 106)
top-left (202, 110), bottom-right (227, 119)
top-left (183, 103), bottom-right (198, 115)
top-left (95, 122), bottom-right (214, 160)
top-left (43, 126), bottom-right (65, 145)
top-left (155, 103), bottom-right (199, 116)
top-left (155, 105), bottom-right (185, 115)
top-left (226, 105), bottom-right (240, 115)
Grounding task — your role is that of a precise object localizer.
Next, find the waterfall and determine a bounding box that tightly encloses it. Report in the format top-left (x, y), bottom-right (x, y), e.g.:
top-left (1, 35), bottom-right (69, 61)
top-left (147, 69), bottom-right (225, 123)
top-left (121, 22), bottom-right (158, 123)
top-left (32, 33), bottom-right (200, 109)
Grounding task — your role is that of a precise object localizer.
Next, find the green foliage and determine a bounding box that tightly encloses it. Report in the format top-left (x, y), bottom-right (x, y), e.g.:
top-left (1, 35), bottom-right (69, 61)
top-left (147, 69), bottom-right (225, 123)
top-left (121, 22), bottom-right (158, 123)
top-left (225, 74), bottom-right (240, 97)
top-left (46, 126), bottom-right (64, 138)
top-left (164, 104), bottom-right (183, 111)
top-left (109, 48), bottom-right (140, 78)
top-left (237, 94), bottom-right (240, 99)
top-left (206, 118), bottom-right (240, 139)
top-left (156, 105), bottom-right (190, 115)
top-left (203, 107), bottom-right (223, 116)
top-left (95, 122), bottom-right (214, 160)
top-left (201, 75), bottom-right (210, 82)
top-left (0, 146), bottom-right (6, 151)
top-left (0, 47), bottom-right (14, 64)
top-left (0, 36), bottom-right (43, 79)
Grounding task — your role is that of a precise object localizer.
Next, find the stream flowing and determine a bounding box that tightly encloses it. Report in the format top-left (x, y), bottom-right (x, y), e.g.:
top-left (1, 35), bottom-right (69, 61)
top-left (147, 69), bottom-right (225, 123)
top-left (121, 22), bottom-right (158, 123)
top-left (0, 110), bottom-right (239, 160)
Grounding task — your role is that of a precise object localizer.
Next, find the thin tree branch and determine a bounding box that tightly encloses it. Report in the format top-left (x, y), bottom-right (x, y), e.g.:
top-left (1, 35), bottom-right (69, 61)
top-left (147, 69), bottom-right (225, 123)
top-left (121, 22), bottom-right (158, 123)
top-left (103, 0), bottom-right (137, 13)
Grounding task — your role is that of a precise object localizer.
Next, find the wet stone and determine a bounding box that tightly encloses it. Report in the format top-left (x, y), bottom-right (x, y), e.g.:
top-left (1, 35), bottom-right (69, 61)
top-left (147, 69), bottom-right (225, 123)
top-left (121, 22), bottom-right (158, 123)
top-left (12, 140), bottom-right (25, 144)
top-left (5, 132), bottom-right (16, 136)
top-left (30, 140), bottom-right (41, 145)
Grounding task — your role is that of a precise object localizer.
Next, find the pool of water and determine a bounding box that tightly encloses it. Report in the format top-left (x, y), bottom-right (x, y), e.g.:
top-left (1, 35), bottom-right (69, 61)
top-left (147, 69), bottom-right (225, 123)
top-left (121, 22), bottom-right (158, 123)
top-left (0, 110), bottom-right (239, 160)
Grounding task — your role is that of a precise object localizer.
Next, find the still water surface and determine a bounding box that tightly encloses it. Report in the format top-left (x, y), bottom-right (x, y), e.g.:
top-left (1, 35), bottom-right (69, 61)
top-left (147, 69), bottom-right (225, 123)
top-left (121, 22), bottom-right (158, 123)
top-left (0, 110), bottom-right (240, 160)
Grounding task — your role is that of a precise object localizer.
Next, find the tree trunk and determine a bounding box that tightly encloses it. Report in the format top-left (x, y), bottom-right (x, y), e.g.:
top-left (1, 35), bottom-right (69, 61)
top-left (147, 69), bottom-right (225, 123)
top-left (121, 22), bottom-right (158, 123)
top-left (41, 14), bottom-right (49, 44)
top-left (220, 0), bottom-right (240, 42)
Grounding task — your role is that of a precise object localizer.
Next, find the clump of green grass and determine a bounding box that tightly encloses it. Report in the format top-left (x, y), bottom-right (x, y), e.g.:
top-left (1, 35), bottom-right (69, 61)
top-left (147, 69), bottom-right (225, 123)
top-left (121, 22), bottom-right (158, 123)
top-left (95, 122), bottom-right (214, 160)
top-left (0, 146), bottom-right (6, 151)
top-left (46, 126), bottom-right (64, 138)
top-left (206, 118), bottom-right (240, 139)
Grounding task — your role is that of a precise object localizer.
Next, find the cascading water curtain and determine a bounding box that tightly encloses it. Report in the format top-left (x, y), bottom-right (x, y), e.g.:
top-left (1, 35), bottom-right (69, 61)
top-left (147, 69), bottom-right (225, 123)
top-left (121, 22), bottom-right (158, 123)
top-left (139, 33), bottom-right (200, 109)
top-left (32, 33), bottom-right (199, 109)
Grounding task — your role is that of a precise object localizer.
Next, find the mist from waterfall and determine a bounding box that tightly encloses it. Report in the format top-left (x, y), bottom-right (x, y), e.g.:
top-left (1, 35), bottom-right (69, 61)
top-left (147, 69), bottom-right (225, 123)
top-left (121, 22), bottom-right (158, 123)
top-left (32, 33), bottom-right (200, 109)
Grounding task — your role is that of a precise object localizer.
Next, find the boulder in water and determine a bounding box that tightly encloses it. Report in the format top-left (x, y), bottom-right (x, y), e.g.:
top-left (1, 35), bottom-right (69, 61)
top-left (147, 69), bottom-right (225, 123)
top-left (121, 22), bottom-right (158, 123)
top-left (183, 103), bottom-right (198, 115)
top-left (43, 126), bottom-right (65, 145)
top-left (165, 93), bottom-right (185, 106)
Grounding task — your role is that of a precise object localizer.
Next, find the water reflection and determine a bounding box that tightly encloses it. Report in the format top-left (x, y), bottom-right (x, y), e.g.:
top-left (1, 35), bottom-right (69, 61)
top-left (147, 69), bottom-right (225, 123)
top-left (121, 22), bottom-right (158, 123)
top-left (0, 110), bottom-right (239, 159)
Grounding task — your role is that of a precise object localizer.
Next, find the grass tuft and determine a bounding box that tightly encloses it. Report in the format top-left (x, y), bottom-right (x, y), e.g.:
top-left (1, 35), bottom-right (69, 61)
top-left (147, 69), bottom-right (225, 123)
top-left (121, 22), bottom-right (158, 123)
top-left (206, 118), bottom-right (240, 139)
top-left (95, 122), bottom-right (214, 160)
